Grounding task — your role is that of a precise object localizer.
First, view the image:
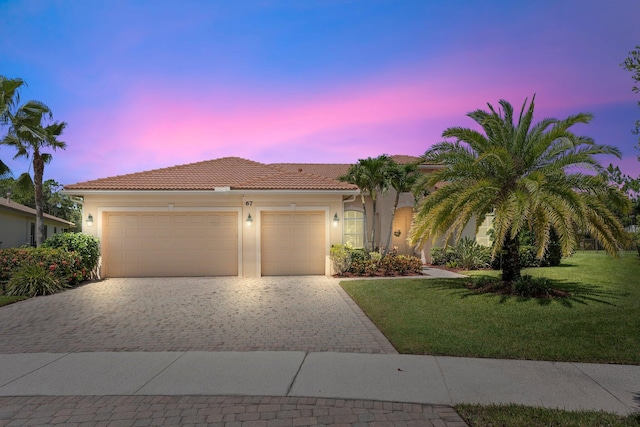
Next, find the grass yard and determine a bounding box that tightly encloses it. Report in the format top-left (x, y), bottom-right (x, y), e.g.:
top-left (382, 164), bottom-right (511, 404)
top-left (454, 403), bottom-right (640, 427)
top-left (0, 295), bottom-right (26, 307)
top-left (341, 251), bottom-right (640, 364)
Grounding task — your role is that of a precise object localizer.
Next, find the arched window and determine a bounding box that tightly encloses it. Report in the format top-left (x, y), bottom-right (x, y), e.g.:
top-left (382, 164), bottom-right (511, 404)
top-left (343, 210), bottom-right (364, 248)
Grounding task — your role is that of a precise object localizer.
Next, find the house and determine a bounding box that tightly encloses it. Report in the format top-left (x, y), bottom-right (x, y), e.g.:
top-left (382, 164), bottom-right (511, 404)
top-left (0, 197), bottom-right (75, 248)
top-left (63, 155), bottom-right (478, 278)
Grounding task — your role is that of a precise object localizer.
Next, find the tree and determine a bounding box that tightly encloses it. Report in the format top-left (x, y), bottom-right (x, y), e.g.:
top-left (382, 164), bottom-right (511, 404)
top-left (1, 101), bottom-right (67, 246)
top-left (621, 45), bottom-right (640, 155)
top-left (340, 155), bottom-right (392, 251)
top-left (601, 164), bottom-right (640, 229)
top-left (382, 160), bottom-right (418, 255)
top-left (409, 96), bottom-right (630, 283)
top-left (0, 76), bottom-right (25, 177)
top-left (0, 178), bottom-right (81, 231)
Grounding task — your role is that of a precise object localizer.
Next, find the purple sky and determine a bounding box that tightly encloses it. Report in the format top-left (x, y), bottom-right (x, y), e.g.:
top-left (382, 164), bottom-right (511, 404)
top-left (1, 0), bottom-right (639, 185)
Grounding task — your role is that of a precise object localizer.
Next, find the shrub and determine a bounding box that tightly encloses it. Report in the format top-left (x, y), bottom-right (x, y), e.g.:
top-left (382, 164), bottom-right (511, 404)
top-left (331, 244), bottom-right (422, 276)
top-left (330, 244), bottom-right (352, 275)
top-left (6, 264), bottom-right (68, 297)
top-left (455, 237), bottom-right (491, 270)
top-left (542, 230), bottom-right (563, 267)
top-left (432, 238), bottom-right (490, 270)
top-left (430, 247), bottom-right (447, 265)
top-left (42, 232), bottom-right (100, 277)
top-left (0, 248), bottom-right (85, 288)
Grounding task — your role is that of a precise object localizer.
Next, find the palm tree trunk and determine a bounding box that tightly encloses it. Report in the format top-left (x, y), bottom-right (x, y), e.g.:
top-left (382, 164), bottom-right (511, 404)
top-left (501, 235), bottom-right (521, 283)
top-left (371, 196), bottom-right (377, 252)
top-left (383, 191), bottom-right (400, 255)
top-left (360, 195), bottom-right (369, 251)
top-left (33, 154), bottom-right (45, 247)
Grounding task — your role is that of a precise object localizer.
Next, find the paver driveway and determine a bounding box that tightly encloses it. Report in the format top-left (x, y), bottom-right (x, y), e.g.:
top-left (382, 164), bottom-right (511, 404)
top-left (0, 277), bottom-right (396, 354)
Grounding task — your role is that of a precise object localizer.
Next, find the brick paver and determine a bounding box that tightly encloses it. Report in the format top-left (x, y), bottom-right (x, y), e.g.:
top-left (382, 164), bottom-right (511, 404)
top-left (0, 396), bottom-right (468, 426)
top-left (0, 277), bottom-right (395, 354)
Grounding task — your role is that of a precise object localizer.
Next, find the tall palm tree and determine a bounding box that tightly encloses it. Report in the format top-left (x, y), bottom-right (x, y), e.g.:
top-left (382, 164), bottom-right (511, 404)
top-left (340, 162), bottom-right (370, 250)
top-left (0, 76), bottom-right (25, 177)
top-left (341, 155), bottom-right (392, 251)
top-left (409, 96), bottom-right (629, 283)
top-left (1, 101), bottom-right (67, 246)
top-left (382, 160), bottom-right (418, 255)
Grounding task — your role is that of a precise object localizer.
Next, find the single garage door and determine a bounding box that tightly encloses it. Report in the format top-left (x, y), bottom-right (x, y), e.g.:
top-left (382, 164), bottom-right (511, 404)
top-left (104, 212), bottom-right (238, 277)
top-left (261, 211), bottom-right (325, 275)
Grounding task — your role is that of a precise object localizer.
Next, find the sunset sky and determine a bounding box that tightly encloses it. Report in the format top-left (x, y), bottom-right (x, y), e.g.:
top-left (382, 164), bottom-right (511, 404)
top-left (1, 0), bottom-right (639, 186)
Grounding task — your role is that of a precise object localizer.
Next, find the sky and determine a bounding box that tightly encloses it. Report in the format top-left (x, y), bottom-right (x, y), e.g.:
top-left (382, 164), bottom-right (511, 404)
top-left (1, 0), bottom-right (639, 186)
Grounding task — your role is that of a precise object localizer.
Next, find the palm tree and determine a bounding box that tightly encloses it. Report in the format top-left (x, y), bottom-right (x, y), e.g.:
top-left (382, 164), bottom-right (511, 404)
top-left (339, 162), bottom-right (370, 250)
top-left (1, 101), bottom-right (67, 246)
top-left (409, 96), bottom-right (629, 283)
top-left (382, 160), bottom-right (418, 255)
top-left (340, 155), bottom-right (392, 251)
top-left (0, 76), bottom-right (25, 177)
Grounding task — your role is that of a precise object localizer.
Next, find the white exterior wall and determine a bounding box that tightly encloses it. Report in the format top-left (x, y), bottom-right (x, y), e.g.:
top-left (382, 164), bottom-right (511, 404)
top-left (81, 191), bottom-right (346, 278)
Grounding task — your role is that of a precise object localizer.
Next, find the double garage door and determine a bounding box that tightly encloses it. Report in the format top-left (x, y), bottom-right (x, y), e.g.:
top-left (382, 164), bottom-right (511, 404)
top-left (104, 212), bottom-right (239, 277)
top-left (103, 211), bottom-right (325, 277)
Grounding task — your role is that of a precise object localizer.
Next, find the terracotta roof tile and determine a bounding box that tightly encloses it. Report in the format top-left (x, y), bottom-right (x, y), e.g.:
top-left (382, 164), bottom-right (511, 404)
top-left (271, 155), bottom-right (425, 180)
top-left (64, 157), bottom-right (357, 191)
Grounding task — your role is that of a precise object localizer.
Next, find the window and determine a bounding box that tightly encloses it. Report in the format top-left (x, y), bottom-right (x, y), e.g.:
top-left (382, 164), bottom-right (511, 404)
top-left (343, 210), bottom-right (364, 248)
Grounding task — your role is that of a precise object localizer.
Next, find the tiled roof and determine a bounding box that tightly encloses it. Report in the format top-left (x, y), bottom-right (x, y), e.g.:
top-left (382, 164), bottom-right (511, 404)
top-left (64, 157), bottom-right (358, 191)
top-left (0, 198), bottom-right (75, 226)
top-left (271, 164), bottom-right (351, 181)
top-left (271, 155), bottom-right (426, 180)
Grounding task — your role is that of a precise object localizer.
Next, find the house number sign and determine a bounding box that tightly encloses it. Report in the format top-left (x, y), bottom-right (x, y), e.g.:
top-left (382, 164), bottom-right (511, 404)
top-left (245, 201), bottom-right (253, 206)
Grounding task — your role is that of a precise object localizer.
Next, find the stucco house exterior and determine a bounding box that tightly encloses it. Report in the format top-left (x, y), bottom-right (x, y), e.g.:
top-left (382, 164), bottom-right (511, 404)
top-left (0, 197), bottom-right (75, 248)
top-left (64, 155), bottom-right (478, 278)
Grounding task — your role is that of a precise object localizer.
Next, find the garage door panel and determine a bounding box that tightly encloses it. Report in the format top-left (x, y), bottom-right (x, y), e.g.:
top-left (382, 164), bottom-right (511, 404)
top-left (104, 212), bottom-right (238, 277)
top-left (261, 211), bottom-right (325, 276)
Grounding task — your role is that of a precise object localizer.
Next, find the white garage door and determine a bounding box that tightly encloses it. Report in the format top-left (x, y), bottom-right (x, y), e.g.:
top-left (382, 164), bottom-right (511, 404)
top-left (261, 211), bottom-right (326, 276)
top-left (104, 212), bottom-right (238, 277)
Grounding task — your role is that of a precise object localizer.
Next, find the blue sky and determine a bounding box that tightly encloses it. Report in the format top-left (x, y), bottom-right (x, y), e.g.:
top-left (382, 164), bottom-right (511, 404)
top-left (1, 0), bottom-right (639, 185)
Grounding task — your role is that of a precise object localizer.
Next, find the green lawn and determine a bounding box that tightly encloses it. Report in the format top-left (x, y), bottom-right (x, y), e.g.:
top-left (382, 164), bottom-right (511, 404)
top-left (454, 403), bottom-right (640, 427)
top-left (341, 251), bottom-right (640, 364)
top-left (0, 295), bottom-right (26, 307)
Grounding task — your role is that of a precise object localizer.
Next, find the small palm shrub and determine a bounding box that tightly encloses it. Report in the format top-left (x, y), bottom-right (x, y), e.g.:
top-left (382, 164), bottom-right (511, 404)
top-left (6, 264), bottom-right (68, 297)
top-left (42, 232), bottom-right (100, 278)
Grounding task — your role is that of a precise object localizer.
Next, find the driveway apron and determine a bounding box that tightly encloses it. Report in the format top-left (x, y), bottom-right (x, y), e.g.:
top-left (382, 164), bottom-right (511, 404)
top-left (0, 277), bottom-right (396, 354)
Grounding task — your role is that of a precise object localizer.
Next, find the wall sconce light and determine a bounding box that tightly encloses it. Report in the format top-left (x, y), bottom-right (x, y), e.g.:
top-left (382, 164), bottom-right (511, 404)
top-left (246, 213), bottom-right (253, 225)
top-left (333, 213), bottom-right (339, 227)
top-left (86, 214), bottom-right (94, 227)
top-left (394, 229), bottom-right (401, 237)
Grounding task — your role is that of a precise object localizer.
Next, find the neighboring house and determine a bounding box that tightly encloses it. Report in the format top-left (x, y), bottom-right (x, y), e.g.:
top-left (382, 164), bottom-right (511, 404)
top-left (63, 155), bottom-right (478, 278)
top-left (0, 197), bottom-right (75, 248)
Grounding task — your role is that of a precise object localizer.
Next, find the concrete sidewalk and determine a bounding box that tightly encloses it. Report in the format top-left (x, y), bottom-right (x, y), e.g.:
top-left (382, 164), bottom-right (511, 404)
top-left (1, 352), bottom-right (637, 416)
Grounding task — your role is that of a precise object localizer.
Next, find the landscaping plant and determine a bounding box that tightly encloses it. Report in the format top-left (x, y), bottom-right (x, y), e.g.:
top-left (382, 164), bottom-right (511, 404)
top-left (42, 232), bottom-right (100, 277)
top-left (410, 97), bottom-right (630, 286)
top-left (6, 263), bottom-right (68, 297)
top-left (330, 243), bottom-right (422, 276)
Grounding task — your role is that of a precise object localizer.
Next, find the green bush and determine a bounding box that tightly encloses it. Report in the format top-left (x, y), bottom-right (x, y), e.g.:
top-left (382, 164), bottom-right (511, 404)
top-left (0, 248), bottom-right (85, 288)
top-left (6, 264), bottom-right (69, 297)
top-left (430, 247), bottom-right (447, 265)
top-left (431, 238), bottom-right (490, 270)
top-left (455, 237), bottom-right (491, 270)
top-left (542, 230), bottom-right (563, 266)
top-left (330, 244), bottom-right (352, 275)
top-left (42, 232), bottom-right (100, 277)
top-left (331, 244), bottom-right (422, 276)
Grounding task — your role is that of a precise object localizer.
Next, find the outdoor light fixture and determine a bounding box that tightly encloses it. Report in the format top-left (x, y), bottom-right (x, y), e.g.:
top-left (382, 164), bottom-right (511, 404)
top-left (246, 213), bottom-right (253, 225)
top-left (86, 214), bottom-right (94, 227)
top-left (333, 213), bottom-right (339, 226)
